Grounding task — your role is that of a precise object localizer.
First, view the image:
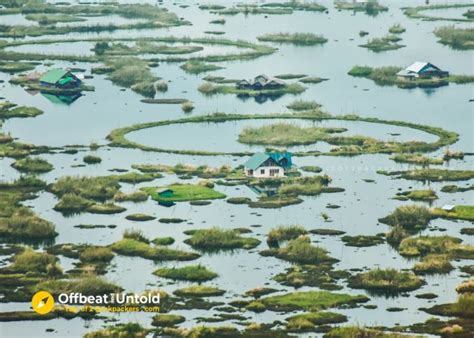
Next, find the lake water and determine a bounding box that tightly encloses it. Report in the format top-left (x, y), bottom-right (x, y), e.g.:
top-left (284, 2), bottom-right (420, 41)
top-left (0, 1), bottom-right (473, 337)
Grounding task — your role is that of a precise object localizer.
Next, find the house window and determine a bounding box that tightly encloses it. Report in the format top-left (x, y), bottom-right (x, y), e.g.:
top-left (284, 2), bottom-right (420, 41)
top-left (260, 169), bottom-right (265, 174)
top-left (248, 169), bottom-right (253, 175)
top-left (269, 169), bottom-right (279, 176)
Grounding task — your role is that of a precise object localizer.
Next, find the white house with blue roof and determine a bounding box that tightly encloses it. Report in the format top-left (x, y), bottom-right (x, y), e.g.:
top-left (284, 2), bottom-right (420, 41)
top-left (396, 62), bottom-right (449, 81)
top-left (244, 152), bottom-right (293, 178)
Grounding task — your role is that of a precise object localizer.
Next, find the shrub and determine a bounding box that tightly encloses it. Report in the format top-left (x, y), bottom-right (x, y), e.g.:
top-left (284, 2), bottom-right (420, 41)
top-left (379, 205), bottom-right (432, 231)
top-left (80, 247), bottom-right (114, 263)
top-left (154, 265), bottom-right (217, 281)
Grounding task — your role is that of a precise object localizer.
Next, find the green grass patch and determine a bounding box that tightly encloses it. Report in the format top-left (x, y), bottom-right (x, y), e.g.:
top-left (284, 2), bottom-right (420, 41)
top-left (349, 65), bottom-right (474, 88)
top-left (286, 312), bottom-right (347, 331)
top-left (151, 237), bottom-right (175, 246)
top-left (393, 189), bottom-right (438, 202)
top-left (431, 205), bottom-right (474, 222)
top-left (111, 238), bottom-right (199, 261)
top-left (114, 191), bottom-right (148, 202)
top-left (341, 235), bottom-right (385, 247)
top-left (434, 26), bottom-right (474, 50)
top-left (260, 236), bottom-right (337, 265)
top-left (184, 227), bottom-right (260, 251)
top-left (142, 184), bottom-right (226, 203)
top-left (413, 254), bottom-right (454, 275)
top-left (173, 285), bottom-right (225, 297)
top-left (83, 155), bottom-right (101, 164)
top-left (180, 60), bottom-right (224, 74)
top-left (403, 3), bottom-right (474, 22)
top-left (441, 184), bottom-right (474, 193)
top-left (11, 157), bottom-right (52, 173)
top-left (261, 290), bottom-right (368, 312)
top-left (35, 276), bottom-right (122, 296)
top-left (267, 225), bottom-right (308, 247)
top-left (238, 122), bottom-right (346, 146)
top-left (424, 293), bottom-right (474, 319)
top-left (25, 13), bottom-right (86, 25)
top-left (152, 314), bottom-right (185, 327)
top-left (0, 103), bottom-right (43, 119)
top-left (359, 37), bottom-right (405, 52)
top-left (379, 205), bottom-right (433, 232)
top-left (154, 265), bottom-right (217, 282)
top-left (348, 268), bottom-right (424, 294)
top-left (384, 169), bottom-right (474, 182)
top-left (286, 99), bottom-right (322, 111)
top-left (399, 235), bottom-right (474, 259)
top-left (389, 24), bottom-right (406, 34)
top-left (48, 175), bottom-right (120, 201)
top-left (257, 33), bottom-right (327, 45)
top-left (335, 0), bottom-right (388, 15)
top-left (198, 82), bottom-right (306, 97)
top-left (326, 326), bottom-right (416, 337)
top-left (390, 153), bottom-right (443, 165)
top-left (0, 61), bottom-right (36, 73)
top-left (125, 213), bottom-right (156, 222)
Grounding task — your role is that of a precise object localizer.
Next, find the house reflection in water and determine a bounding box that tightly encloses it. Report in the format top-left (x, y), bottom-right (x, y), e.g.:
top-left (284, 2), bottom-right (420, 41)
top-left (41, 93), bottom-right (82, 105)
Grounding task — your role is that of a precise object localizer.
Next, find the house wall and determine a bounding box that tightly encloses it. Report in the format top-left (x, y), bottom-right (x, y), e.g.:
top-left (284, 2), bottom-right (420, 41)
top-left (245, 166), bottom-right (285, 178)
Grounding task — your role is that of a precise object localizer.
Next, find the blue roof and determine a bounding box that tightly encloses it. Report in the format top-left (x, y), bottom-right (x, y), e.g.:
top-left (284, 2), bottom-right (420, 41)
top-left (244, 153), bottom-right (270, 170)
top-left (269, 152), bottom-right (292, 169)
top-left (244, 152), bottom-right (293, 170)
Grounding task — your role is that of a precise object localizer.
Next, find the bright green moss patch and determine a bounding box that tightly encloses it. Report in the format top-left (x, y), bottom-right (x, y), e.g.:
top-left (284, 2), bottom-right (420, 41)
top-left (11, 157), bottom-right (53, 174)
top-left (261, 290), bottom-right (369, 312)
top-left (154, 265), bottom-right (217, 282)
top-left (184, 227), bottom-right (260, 251)
top-left (399, 235), bottom-right (474, 259)
top-left (393, 189), bottom-right (438, 202)
top-left (238, 123), bottom-right (346, 146)
top-left (348, 269), bottom-right (424, 294)
top-left (173, 285), bottom-right (225, 297)
top-left (260, 236), bottom-right (337, 265)
top-left (431, 205), bottom-right (474, 221)
top-left (142, 184), bottom-right (226, 202)
top-left (111, 238), bottom-right (199, 261)
top-left (257, 33), bottom-right (327, 45)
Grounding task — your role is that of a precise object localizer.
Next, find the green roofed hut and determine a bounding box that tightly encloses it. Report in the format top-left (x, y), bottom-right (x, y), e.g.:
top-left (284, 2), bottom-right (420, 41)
top-left (244, 152), bottom-right (293, 178)
top-left (40, 68), bottom-right (81, 89)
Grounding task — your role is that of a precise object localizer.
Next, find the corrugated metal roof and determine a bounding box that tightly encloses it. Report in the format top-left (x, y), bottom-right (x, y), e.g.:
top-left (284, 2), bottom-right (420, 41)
top-left (269, 152), bottom-right (293, 168)
top-left (40, 69), bottom-right (68, 84)
top-left (244, 153), bottom-right (270, 170)
top-left (406, 62), bottom-right (428, 73)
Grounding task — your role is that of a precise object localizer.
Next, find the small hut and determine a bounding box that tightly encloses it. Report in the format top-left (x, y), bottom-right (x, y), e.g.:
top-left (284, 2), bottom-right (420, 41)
top-left (39, 69), bottom-right (82, 89)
